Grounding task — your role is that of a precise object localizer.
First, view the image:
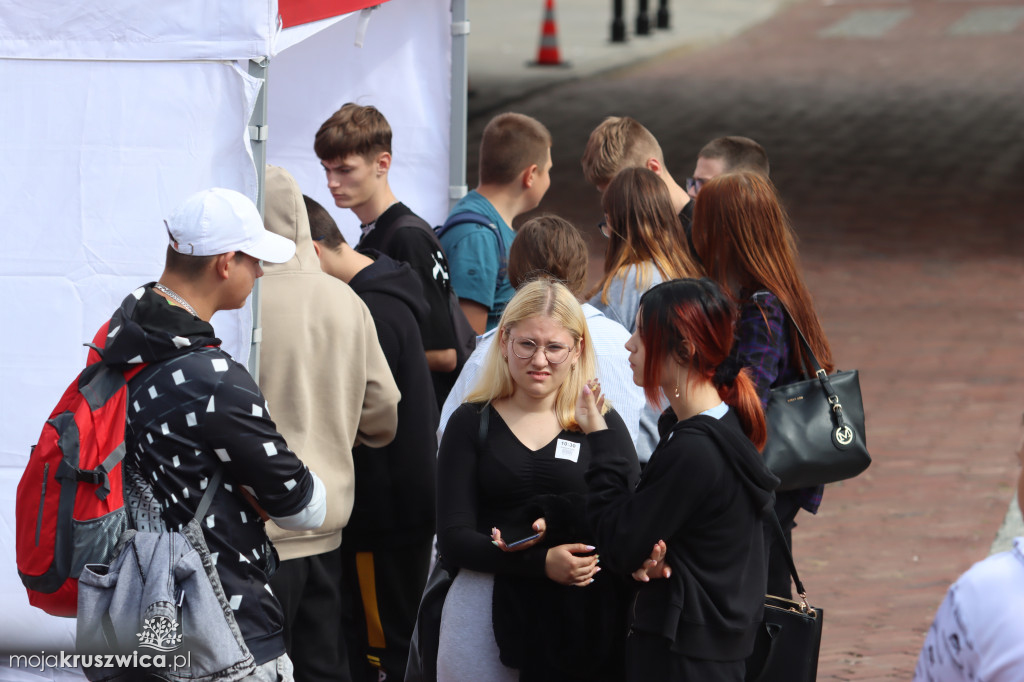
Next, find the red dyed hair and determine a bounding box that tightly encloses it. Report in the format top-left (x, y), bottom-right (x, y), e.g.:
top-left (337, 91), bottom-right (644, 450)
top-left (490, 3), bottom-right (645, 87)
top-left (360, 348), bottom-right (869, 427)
top-left (637, 278), bottom-right (766, 449)
top-left (692, 172), bottom-right (833, 375)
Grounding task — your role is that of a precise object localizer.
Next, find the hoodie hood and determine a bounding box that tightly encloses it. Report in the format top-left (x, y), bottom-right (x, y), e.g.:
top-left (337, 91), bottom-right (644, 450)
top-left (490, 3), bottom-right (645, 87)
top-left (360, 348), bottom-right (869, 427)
top-left (347, 251), bottom-right (429, 326)
top-left (100, 284), bottom-right (221, 366)
top-left (261, 165), bottom-right (317, 275)
top-left (676, 413), bottom-right (779, 515)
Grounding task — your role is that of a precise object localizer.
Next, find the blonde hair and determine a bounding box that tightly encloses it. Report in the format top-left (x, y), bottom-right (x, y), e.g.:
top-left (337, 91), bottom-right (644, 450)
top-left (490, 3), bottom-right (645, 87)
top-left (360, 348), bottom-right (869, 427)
top-left (581, 116), bottom-right (664, 187)
top-left (466, 279), bottom-right (608, 430)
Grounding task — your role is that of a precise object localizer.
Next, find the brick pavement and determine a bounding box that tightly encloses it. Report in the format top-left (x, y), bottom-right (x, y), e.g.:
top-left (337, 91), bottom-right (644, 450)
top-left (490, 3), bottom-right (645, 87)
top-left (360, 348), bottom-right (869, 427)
top-left (467, 0), bottom-right (1024, 677)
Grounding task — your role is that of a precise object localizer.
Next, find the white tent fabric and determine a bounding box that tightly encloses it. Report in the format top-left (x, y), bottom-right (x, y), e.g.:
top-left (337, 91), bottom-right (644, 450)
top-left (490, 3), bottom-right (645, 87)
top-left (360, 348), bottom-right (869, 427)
top-left (0, 58), bottom-right (262, 469)
top-left (0, 0), bottom-right (450, 674)
top-left (0, 0), bottom-right (276, 61)
top-left (267, 0), bottom-right (452, 241)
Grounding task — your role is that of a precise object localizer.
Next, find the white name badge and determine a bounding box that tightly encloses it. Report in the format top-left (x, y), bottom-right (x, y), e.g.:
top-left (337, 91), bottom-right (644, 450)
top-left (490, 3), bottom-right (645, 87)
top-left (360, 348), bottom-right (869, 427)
top-left (555, 439), bottom-right (580, 463)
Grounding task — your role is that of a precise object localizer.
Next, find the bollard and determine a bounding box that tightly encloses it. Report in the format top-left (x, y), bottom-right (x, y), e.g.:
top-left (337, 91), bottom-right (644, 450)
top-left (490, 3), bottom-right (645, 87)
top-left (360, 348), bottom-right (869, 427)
top-left (657, 0), bottom-right (670, 29)
top-left (636, 0), bottom-right (651, 36)
top-left (611, 0), bottom-right (627, 42)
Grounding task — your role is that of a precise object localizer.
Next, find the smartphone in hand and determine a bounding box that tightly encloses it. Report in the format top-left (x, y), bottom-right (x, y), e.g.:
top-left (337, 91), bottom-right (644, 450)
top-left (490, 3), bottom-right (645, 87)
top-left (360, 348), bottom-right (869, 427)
top-left (505, 532), bottom-right (542, 549)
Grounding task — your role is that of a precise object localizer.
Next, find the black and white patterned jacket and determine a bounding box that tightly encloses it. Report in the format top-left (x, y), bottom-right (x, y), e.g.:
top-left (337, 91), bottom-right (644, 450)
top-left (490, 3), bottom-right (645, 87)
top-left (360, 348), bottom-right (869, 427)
top-left (101, 285), bottom-right (316, 665)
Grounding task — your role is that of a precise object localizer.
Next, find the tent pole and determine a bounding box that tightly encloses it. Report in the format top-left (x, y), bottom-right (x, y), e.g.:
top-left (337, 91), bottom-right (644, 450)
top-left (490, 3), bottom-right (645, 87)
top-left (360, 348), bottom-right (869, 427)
top-left (248, 56), bottom-right (269, 380)
top-left (449, 0), bottom-right (470, 211)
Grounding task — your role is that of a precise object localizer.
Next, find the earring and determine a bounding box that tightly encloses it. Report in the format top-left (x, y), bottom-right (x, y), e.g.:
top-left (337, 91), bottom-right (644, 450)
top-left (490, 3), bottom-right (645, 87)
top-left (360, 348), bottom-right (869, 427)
top-left (673, 385), bottom-right (680, 398)
top-left (570, 363), bottom-right (576, 372)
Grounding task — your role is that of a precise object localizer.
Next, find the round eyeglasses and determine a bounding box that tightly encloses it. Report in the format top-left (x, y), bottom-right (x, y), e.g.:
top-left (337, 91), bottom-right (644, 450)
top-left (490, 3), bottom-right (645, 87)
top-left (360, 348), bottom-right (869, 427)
top-left (509, 336), bottom-right (574, 364)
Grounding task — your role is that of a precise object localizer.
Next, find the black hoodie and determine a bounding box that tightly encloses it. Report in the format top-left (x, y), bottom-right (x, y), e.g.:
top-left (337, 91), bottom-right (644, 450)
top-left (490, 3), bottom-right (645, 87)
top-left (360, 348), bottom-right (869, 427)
top-left (346, 252), bottom-right (439, 547)
top-left (586, 409), bottom-right (779, 663)
top-left (103, 285), bottom-right (316, 665)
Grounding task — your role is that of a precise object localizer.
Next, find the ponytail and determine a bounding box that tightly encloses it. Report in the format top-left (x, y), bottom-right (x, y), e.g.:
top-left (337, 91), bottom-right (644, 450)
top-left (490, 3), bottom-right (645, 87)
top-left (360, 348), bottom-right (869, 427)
top-left (639, 277), bottom-right (767, 451)
top-left (715, 367), bottom-right (767, 450)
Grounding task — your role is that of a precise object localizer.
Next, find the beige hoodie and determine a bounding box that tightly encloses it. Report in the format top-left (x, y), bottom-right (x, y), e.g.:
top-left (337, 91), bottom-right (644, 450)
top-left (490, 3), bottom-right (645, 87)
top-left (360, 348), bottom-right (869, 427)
top-left (259, 165), bottom-right (400, 561)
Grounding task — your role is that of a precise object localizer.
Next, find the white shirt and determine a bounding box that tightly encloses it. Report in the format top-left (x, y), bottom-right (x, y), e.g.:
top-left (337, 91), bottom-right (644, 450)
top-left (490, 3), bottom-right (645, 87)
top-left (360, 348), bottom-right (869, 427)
top-left (437, 303), bottom-right (644, 449)
top-left (914, 537), bottom-right (1024, 681)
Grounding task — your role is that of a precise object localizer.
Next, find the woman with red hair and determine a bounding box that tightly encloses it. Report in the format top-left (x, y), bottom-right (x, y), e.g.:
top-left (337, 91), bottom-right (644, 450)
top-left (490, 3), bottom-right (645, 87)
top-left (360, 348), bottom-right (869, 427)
top-left (577, 278), bottom-right (779, 680)
top-left (692, 170), bottom-right (834, 599)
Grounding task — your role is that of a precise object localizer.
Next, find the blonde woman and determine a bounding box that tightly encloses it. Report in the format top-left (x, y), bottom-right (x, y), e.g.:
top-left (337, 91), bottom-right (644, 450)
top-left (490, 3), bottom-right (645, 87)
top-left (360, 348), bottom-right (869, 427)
top-left (436, 278), bottom-right (639, 682)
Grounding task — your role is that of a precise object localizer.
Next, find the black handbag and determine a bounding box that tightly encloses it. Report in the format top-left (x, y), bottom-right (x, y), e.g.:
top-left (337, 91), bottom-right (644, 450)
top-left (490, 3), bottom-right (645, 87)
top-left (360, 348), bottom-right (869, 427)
top-left (745, 513), bottom-right (824, 682)
top-left (406, 405), bottom-right (491, 682)
top-left (762, 309), bottom-right (871, 491)
top-left (405, 558), bottom-right (456, 682)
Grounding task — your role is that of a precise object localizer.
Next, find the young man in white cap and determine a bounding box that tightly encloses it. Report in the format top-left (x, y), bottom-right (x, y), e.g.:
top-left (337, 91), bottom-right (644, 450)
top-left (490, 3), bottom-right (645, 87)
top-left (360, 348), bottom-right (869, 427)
top-left (96, 188), bottom-right (328, 680)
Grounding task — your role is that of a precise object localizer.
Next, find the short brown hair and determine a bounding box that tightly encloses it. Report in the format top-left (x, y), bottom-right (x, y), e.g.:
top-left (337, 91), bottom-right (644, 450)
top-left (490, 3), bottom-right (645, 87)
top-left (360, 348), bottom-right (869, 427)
top-left (314, 103), bottom-right (392, 163)
top-left (478, 113), bottom-right (552, 185)
top-left (581, 116), bottom-right (664, 187)
top-left (303, 195), bottom-right (347, 250)
top-left (164, 246), bottom-right (242, 279)
top-left (507, 215), bottom-right (588, 298)
top-left (698, 136), bottom-right (769, 176)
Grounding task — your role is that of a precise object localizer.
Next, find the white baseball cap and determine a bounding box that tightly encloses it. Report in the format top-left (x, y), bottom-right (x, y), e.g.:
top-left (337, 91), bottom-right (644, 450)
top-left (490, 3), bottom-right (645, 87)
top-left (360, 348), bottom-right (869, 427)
top-left (164, 188), bottom-right (296, 264)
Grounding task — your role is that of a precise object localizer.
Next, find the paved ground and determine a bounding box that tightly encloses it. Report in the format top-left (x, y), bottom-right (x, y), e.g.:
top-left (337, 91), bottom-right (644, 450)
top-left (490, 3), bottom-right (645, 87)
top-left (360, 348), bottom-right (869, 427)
top-left (467, 0), bottom-right (1024, 678)
top-left (465, 0), bottom-right (795, 118)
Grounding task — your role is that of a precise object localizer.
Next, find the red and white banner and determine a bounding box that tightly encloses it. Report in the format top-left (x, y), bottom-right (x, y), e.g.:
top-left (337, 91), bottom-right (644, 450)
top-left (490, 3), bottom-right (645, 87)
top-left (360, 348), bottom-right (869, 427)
top-left (279, 0), bottom-right (391, 28)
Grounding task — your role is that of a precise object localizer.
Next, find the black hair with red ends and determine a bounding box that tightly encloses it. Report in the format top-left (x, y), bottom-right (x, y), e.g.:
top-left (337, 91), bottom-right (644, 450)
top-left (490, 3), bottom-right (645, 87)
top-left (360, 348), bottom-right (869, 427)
top-left (637, 278), bottom-right (767, 449)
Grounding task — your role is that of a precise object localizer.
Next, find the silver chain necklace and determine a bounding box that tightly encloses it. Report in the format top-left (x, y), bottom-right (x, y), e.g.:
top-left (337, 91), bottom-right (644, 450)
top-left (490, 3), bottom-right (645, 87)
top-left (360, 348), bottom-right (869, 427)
top-left (153, 282), bottom-right (199, 318)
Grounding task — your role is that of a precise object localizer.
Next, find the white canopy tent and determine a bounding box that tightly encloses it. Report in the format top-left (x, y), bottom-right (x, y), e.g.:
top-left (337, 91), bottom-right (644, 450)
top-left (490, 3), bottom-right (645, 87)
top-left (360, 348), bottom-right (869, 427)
top-left (0, 0), bottom-right (459, 671)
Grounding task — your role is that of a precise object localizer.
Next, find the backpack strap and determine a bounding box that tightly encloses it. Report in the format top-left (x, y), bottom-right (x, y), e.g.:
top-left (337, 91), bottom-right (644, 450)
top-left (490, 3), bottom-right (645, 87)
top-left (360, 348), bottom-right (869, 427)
top-left (478, 403), bottom-right (491, 446)
top-left (193, 468), bottom-right (224, 523)
top-left (375, 211), bottom-right (437, 255)
top-left (73, 361), bottom-right (150, 500)
top-left (436, 211), bottom-right (508, 287)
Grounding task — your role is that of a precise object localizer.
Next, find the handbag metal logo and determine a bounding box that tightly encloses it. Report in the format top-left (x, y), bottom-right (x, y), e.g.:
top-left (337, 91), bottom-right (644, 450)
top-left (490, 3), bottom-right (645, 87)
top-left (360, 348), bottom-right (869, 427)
top-left (834, 425), bottom-right (854, 447)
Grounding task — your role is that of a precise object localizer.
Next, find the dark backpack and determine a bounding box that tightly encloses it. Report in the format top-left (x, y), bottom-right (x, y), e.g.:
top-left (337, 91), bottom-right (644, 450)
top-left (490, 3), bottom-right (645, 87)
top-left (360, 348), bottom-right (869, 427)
top-left (378, 212), bottom-right (494, 370)
top-left (434, 210), bottom-right (508, 287)
top-left (16, 321), bottom-right (144, 616)
top-left (435, 211), bottom-right (509, 366)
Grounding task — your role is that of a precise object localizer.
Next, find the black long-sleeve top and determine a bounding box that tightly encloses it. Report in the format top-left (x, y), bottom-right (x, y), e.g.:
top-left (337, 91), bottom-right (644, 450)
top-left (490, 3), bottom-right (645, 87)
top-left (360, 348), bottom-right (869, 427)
top-left (436, 402), bottom-right (638, 575)
top-left (586, 410), bottom-right (778, 661)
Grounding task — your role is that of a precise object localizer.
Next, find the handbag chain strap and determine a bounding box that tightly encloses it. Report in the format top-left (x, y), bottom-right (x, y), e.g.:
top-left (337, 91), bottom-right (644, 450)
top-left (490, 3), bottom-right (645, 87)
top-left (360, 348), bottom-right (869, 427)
top-left (773, 297), bottom-right (854, 449)
top-left (768, 510), bottom-right (813, 613)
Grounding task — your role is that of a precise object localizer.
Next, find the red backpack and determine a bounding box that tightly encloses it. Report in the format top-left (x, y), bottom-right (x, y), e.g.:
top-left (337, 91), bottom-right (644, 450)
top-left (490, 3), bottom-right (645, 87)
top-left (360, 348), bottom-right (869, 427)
top-left (16, 321), bottom-right (146, 616)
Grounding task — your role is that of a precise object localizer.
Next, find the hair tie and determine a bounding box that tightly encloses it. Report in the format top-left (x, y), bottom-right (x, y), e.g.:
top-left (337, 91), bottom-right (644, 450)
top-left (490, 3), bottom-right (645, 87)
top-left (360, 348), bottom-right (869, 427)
top-left (713, 357), bottom-right (742, 387)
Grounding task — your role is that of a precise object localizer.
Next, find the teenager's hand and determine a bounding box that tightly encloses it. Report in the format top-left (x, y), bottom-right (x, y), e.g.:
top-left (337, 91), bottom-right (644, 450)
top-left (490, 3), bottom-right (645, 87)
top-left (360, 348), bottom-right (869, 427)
top-left (491, 518), bottom-right (546, 552)
top-left (632, 540), bottom-right (671, 582)
top-left (545, 544), bottom-right (599, 587)
top-left (575, 379), bottom-right (608, 435)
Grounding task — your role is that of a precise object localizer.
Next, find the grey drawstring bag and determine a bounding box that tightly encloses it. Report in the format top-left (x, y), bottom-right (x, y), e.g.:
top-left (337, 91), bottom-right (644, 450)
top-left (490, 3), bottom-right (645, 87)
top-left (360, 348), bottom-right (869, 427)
top-left (77, 467), bottom-right (256, 681)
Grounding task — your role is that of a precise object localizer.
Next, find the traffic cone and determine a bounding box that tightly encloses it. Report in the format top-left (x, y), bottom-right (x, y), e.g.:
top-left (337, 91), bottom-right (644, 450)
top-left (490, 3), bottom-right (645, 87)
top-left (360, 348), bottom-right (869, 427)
top-left (532, 0), bottom-right (569, 67)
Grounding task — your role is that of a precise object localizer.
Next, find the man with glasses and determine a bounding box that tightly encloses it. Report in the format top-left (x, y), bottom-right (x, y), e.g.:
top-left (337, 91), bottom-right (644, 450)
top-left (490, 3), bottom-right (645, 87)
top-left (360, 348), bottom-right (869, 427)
top-left (686, 136), bottom-right (770, 199)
